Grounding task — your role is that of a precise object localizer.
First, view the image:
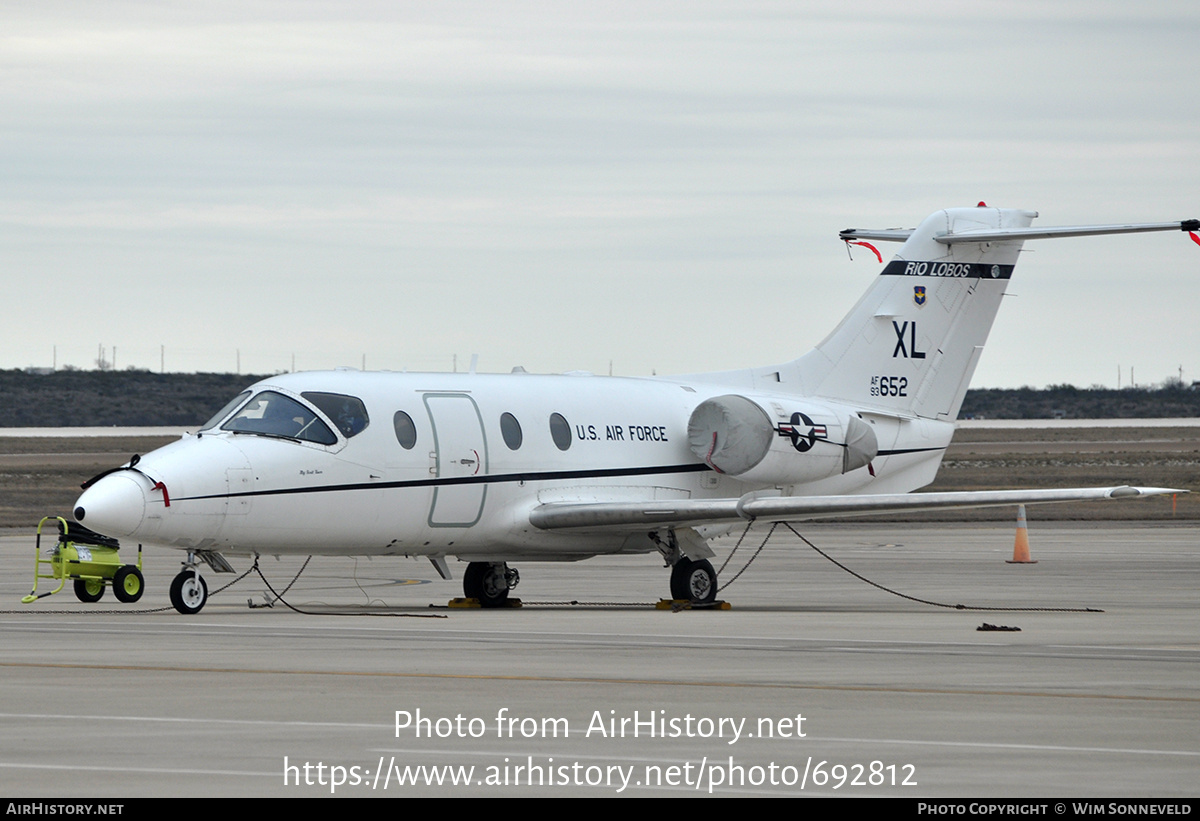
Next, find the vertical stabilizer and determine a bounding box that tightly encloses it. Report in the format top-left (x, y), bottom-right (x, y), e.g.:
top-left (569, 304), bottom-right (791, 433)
top-left (792, 206), bottom-right (1036, 420)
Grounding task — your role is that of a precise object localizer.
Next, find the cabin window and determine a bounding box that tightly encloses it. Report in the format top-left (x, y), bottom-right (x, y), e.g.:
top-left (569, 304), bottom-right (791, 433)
top-left (393, 411), bottom-right (418, 450)
top-left (549, 412), bottom-right (572, 451)
top-left (303, 392), bottom-right (369, 438)
top-left (200, 391), bottom-right (251, 431)
top-left (500, 412), bottom-right (523, 450)
top-left (221, 391), bottom-right (337, 445)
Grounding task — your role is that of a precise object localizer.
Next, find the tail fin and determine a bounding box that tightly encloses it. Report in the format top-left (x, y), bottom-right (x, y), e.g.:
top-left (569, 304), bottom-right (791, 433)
top-left (793, 206), bottom-right (1034, 420)
top-left (684, 206), bottom-right (1193, 421)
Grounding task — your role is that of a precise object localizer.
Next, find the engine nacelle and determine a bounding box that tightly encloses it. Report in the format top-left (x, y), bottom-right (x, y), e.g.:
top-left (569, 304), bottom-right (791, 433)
top-left (686, 394), bottom-right (878, 485)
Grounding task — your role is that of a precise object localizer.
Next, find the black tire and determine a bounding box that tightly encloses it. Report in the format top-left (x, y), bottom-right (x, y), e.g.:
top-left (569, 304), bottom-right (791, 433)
top-left (113, 565), bottom-right (144, 604)
top-left (169, 570), bottom-right (208, 615)
top-left (670, 558), bottom-right (717, 604)
top-left (463, 562), bottom-right (510, 608)
top-left (74, 578), bottom-right (105, 603)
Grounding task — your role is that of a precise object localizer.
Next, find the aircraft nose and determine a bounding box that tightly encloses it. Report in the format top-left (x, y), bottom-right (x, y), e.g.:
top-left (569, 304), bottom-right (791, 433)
top-left (74, 473), bottom-right (148, 538)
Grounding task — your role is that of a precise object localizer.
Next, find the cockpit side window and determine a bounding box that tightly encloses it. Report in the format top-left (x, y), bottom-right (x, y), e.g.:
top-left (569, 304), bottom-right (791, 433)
top-left (200, 391), bottom-right (251, 431)
top-left (302, 392), bottom-right (370, 438)
top-left (221, 391), bottom-right (338, 445)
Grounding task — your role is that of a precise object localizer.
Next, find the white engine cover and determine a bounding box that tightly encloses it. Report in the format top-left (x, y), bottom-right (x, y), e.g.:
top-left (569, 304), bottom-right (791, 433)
top-left (686, 394), bottom-right (878, 485)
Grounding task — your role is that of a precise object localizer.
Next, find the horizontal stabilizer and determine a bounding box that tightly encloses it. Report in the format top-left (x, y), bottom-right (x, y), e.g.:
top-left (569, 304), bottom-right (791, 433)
top-left (935, 220), bottom-right (1199, 245)
top-left (840, 219), bottom-right (1198, 245)
top-left (838, 227), bottom-right (914, 243)
top-left (529, 486), bottom-right (1183, 530)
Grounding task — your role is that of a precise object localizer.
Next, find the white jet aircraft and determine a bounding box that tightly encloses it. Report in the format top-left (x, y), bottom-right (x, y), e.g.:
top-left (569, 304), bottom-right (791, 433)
top-left (73, 205), bottom-right (1196, 613)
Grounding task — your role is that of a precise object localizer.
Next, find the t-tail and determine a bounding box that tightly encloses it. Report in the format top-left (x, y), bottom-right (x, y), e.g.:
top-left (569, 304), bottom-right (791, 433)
top-left (771, 205), bottom-right (1199, 421)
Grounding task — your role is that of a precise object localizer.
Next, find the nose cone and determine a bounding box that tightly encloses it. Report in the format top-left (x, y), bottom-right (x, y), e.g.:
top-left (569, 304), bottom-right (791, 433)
top-left (74, 473), bottom-right (148, 538)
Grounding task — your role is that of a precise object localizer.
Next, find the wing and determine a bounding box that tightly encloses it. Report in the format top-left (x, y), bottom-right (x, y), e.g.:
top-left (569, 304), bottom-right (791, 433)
top-left (529, 486), bottom-right (1184, 531)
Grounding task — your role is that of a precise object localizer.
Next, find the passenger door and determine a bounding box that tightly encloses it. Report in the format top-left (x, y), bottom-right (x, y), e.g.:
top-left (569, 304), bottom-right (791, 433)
top-left (423, 393), bottom-right (488, 527)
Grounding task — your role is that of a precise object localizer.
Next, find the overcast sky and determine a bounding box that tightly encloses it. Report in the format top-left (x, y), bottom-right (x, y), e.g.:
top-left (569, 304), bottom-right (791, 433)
top-left (3, 1), bottom-right (1197, 389)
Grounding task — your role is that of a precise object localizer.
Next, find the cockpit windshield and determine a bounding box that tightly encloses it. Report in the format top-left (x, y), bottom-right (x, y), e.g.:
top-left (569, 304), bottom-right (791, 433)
top-left (220, 391), bottom-right (338, 445)
top-left (200, 391), bottom-right (251, 431)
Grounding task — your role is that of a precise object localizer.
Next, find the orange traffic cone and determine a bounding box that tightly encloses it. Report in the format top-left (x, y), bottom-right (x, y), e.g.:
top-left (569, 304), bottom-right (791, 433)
top-left (1006, 504), bottom-right (1037, 564)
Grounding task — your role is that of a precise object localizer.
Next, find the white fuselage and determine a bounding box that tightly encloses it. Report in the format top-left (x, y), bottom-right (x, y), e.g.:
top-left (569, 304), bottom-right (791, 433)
top-left (74, 369), bottom-right (953, 562)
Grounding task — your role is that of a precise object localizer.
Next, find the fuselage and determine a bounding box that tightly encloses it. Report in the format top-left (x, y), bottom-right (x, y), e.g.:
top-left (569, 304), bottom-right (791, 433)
top-left (73, 368), bottom-right (953, 562)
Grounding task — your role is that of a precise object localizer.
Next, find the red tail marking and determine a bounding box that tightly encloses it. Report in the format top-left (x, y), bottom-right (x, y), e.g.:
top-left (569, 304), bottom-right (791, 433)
top-left (846, 240), bottom-right (882, 263)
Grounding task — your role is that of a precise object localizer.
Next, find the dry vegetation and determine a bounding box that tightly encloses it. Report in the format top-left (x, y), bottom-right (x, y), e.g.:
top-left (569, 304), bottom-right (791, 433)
top-left (0, 436), bottom-right (176, 529)
top-left (920, 427), bottom-right (1200, 521)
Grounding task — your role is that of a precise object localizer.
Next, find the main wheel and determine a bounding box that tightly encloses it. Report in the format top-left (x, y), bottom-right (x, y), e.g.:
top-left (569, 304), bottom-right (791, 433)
top-left (74, 578), bottom-right (105, 603)
top-left (113, 565), bottom-right (144, 603)
top-left (463, 562), bottom-right (510, 608)
top-left (169, 570), bottom-right (208, 615)
top-left (670, 558), bottom-right (717, 604)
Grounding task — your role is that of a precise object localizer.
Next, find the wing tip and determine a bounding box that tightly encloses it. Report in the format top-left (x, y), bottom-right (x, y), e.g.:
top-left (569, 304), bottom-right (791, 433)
top-left (1109, 486), bottom-right (1188, 499)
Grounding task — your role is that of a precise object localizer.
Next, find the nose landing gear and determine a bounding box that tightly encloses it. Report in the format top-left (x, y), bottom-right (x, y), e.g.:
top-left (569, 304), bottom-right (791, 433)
top-left (170, 553), bottom-right (209, 614)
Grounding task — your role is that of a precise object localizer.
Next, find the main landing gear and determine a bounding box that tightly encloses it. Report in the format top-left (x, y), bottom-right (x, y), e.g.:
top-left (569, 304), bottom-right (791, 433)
top-left (170, 553), bottom-right (209, 615)
top-left (463, 561), bottom-right (520, 608)
top-left (670, 557), bottom-right (718, 605)
top-left (653, 529), bottom-right (720, 605)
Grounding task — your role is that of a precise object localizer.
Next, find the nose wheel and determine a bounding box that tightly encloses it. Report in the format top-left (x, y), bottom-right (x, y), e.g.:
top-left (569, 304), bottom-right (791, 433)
top-left (170, 568), bottom-right (208, 614)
